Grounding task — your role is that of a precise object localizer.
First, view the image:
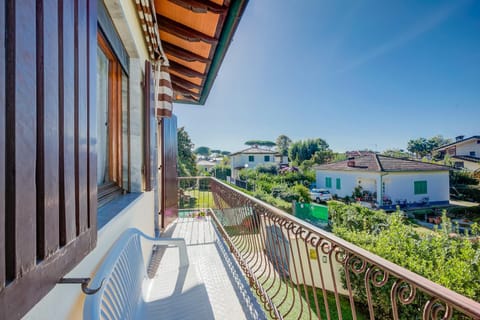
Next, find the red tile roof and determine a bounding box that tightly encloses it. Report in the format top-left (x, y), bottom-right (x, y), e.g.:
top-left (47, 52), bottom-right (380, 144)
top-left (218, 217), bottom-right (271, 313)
top-left (314, 154), bottom-right (450, 172)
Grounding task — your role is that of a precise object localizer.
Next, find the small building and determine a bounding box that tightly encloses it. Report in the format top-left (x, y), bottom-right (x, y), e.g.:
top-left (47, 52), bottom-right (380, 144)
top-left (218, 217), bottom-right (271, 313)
top-left (197, 159), bottom-right (216, 174)
top-left (230, 147), bottom-right (285, 178)
top-left (314, 154), bottom-right (451, 209)
top-left (434, 135), bottom-right (480, 172)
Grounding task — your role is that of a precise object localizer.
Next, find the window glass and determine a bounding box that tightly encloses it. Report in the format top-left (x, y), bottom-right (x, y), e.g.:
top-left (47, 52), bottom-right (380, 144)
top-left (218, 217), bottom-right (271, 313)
top-left (97, 49), bottom-right (109, 185)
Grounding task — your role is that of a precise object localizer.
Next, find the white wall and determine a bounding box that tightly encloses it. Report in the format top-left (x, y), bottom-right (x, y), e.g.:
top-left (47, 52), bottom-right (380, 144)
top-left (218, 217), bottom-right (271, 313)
top-left (315, 171), bottom-right (379, 198)
top-left (383, 171), bottom-right (449, 203)
top-left (231, 153), bottom-right (277, 178)
top-left (455, 139), bottom-right (480, 157)
top-left (24, 192), bottom-right (155, 320)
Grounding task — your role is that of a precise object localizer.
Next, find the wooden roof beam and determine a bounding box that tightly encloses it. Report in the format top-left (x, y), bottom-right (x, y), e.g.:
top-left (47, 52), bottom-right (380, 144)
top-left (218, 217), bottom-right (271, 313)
top-left (169, 60), bottom-right (205, 78)
top-left (171, 74), bottom-right (203, 90)
top-left (172, 83), bottom-right (200, 98)
top-left (157, 15), bottom-right (218, 44)
top-left (162, 41), bottom-right (210, 63)
top-left (168, 0), bottom-right (228, 14)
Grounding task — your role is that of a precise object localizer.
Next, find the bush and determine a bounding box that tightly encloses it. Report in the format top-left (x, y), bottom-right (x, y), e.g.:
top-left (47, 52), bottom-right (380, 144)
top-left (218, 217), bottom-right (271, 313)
top-left (450, 170), bottom-right (479, 186)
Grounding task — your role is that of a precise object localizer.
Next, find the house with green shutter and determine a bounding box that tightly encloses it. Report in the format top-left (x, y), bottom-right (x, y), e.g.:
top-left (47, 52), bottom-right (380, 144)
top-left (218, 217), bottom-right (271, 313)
top-left (314, 154), bottom-right (451, 209)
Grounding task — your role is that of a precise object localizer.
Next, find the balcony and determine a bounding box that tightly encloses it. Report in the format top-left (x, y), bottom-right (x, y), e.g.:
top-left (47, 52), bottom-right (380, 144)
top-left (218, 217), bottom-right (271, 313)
top-left (175, 177), bottom-right (480, 319)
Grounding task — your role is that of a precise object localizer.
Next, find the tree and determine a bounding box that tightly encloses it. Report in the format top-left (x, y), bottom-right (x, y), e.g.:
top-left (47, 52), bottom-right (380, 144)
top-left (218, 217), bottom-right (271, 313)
top-left (194, 146), bottom-right (210, 156)
top-left (288, 138), bottom-right (330, 164)
top-left (407, 135), bottom-right (453, 158)
top-left (382, 149), bottom-right (410, 158)
top-left (177, 127), bottom-right (197, 176)
top-left (276, 135), bottom-right (292, 156)
top-left (245, 140), bottom-right (276, 149)
top-left (221, 151), bottom-right (231, 156)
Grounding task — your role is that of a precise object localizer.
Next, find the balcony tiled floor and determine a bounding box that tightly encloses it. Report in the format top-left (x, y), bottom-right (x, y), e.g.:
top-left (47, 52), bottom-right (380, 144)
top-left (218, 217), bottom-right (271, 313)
top-left (153, 216), bottom-right (265, 320)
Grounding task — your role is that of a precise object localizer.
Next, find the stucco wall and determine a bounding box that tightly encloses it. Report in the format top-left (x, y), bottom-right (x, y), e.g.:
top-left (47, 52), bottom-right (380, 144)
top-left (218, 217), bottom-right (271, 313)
top-left (383, 171), bottom-right (449, 203)
top-left (316, 170), bottom-right (449, 204)
top-left (455, 139), bottom-right (480, 157)
top-left (315, 171), bottom-right (380, 198)
top-left (231, 153), bottom-right (278, 178)
top-left (24, 192), bottom-right (155, 320)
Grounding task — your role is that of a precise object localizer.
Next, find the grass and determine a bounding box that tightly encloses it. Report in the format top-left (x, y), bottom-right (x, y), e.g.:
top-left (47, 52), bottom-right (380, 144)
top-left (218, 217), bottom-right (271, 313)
top-left (179, 190), bottom-right (215, 209)
top-left (257, 277), bottom-right (368, 320)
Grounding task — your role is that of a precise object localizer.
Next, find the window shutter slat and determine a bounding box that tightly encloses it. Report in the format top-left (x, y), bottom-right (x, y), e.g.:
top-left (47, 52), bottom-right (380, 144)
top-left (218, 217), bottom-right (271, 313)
top-left (37, 0), bottom-right (60, 259)
top-left (144, 61), bottom-right (153, 191)
top-left (0, 0), bottom-right (5, 291)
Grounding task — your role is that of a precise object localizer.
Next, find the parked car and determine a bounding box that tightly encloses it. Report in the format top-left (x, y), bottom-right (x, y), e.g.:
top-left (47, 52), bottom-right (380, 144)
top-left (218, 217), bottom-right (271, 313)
top-left (309, 189), bottom-right (332, 203)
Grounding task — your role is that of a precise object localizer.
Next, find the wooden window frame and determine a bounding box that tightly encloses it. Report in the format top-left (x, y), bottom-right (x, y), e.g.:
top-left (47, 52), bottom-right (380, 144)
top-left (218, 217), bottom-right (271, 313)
top-left (97, 31), bottom-right (123, 205)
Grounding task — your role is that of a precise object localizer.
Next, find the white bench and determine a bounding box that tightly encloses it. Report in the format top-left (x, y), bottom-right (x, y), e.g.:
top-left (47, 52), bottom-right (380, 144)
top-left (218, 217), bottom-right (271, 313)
top-left (83, 228), bottom-right (213, 320)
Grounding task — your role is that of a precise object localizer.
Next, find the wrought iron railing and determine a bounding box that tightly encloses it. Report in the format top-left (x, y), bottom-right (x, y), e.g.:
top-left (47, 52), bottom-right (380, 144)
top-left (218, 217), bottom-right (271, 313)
top-left (178, 177), bottom-right (480, 320)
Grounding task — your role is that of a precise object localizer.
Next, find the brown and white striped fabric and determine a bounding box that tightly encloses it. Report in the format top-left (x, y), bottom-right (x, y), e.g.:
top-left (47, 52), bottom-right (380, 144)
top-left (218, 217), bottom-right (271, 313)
top-left (154, 62), bottom-right (173, 118)
top-left (136, 0), bottom-right (173, 117)
top-left (135, 0), bottom-right (162, 60)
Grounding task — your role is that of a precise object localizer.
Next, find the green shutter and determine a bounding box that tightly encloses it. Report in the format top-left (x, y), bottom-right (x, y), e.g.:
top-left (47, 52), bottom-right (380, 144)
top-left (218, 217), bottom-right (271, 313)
top-left (248, 155), bottom-right (254, 162)
top-left (336, 178), bottom-right (341, 190)
top-left (325, 177), bottom-right (332, 188)
top-left (414, 181), bottom-right (427, 194)
top-left (264, 155), bottom-right (270, 162)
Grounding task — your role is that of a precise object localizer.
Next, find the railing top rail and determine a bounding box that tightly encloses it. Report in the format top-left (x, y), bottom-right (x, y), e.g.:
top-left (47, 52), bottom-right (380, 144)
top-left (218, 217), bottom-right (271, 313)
top-left (208, 177), bottom-right (480, 318)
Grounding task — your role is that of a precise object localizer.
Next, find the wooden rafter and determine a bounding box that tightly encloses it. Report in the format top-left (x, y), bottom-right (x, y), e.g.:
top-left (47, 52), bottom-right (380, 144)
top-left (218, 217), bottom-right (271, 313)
top-left (169, 60), bottom-right (205, 78)
top-left (172, 83), bottom-right (200, 98)
top-left (170, 74), bottom-right (202, 90)
top-left (162, 41), bottom-right (210, 63)
top-left (157, 15), bottom-right (218, 44)
top-left (168, 0), bottom-right (228, 14)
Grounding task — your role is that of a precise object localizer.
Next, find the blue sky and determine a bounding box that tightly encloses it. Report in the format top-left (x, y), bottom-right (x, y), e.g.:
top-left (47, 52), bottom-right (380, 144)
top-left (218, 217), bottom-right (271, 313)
top-left (174, 0), bottom-right (480, 153)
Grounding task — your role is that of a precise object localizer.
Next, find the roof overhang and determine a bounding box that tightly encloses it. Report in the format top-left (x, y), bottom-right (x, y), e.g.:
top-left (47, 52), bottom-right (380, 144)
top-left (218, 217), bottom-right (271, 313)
top-left (154, 0), bottom-right (249, 105)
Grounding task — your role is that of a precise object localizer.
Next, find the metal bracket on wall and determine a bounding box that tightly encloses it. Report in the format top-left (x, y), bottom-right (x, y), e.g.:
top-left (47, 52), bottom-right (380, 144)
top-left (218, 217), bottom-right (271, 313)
top-left (57, 277), bottom-right (104, 295)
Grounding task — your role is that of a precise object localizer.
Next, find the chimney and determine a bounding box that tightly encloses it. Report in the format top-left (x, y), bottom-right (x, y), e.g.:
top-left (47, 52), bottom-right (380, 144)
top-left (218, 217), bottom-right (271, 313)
top-left (455, 135), bottom-right (465, 141)
top-left (347, 157), bottom-right (355, 167)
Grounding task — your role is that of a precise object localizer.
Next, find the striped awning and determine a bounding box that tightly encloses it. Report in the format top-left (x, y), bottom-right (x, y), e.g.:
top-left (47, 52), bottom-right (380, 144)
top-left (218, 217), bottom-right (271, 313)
top-left (136, 0), bottom-right (173, 118)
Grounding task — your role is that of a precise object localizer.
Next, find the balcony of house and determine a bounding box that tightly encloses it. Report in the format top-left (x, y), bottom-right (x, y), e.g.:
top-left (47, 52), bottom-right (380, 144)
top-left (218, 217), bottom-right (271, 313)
top-left (174, 177), bottom-right (480, 320)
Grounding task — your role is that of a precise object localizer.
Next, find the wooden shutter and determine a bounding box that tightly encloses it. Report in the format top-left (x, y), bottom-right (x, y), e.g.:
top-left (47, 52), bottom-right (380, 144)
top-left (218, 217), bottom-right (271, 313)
top-left (0, 1), bottom-right (97, 319)
top-left (160, 116), bottom-right (179, 229)
top-left (144, 61), bottom-right (154, 191)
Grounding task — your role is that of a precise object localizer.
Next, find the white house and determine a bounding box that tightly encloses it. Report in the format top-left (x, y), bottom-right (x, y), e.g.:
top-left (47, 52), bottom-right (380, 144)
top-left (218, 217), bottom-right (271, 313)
top-left (434, 135), bottom-right (480, 172)
top-left (230, 147), bottom-right (286, 178)
top-left (314, 154), bottom-right (451, 209)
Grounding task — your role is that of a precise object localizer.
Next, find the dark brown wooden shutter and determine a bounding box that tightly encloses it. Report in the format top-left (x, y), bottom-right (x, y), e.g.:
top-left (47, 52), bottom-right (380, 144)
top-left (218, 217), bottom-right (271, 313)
top-left (160, 116), bottom-right (179, 229)
top-left (144, 60), bottom-right (154, 191)
top-left (0, 1), bottom-right (97, 319)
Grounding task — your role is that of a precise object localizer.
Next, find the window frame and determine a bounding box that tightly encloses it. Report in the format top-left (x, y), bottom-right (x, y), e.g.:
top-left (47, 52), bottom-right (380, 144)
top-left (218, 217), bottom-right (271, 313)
top-left (97, 31), bottom-right (124, 206)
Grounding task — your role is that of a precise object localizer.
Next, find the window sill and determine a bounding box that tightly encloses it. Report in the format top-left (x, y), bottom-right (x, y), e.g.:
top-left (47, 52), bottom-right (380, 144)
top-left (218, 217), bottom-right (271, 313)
top-left (97, 192), bottom-right (142, 229)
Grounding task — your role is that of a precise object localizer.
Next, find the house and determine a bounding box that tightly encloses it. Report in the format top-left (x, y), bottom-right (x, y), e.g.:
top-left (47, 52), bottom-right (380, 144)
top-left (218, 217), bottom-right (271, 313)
top-left (197, 159), bottom-right (216, 173)
top-left (0, 0), bottom-right (248, 319)
top-left (434, 135), bottom-right (480, 172)
top-left (314, 154), bottom-right (451, 208)
top-left (230, 146), bottom-right (287, 178)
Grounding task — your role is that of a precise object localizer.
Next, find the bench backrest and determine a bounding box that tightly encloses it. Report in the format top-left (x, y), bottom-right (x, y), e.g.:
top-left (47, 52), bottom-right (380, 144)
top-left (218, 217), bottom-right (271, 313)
top-left (84, 229), bottom-right (148, 320)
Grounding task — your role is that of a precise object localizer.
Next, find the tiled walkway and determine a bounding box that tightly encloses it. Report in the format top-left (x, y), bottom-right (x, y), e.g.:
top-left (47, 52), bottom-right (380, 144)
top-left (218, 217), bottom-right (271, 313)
top-left (149, 217), bottom-right (265, 320)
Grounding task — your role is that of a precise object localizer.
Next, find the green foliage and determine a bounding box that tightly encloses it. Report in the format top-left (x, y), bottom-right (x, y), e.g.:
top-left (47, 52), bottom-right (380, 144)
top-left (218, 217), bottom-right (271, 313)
top-left (276, 134), bottom-right (292, 156)
top-left (212, 165), bottom-right (231, 180)
top-left (256, 163), bottom-right (278, 175)
top-left (177, 127), bottom-right (197, 177)
top-left (194, 146), bottom-right (210, 156)
top-left (329, 202), bottom-right (480, 318)
top-left (450, 170), bottom-right (479, 186)
top-left (245, 140), bottom-right (276, 148)
top-left (407, 135), bottom-right (452, 158)
top-left (382, 149), bottom-right (411, 158)
top-left (289, 138), bottom-right (331, 165)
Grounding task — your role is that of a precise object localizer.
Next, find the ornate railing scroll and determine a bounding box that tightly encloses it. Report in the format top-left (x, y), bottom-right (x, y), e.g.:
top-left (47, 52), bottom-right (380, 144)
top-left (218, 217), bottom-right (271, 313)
top-left (179, 177), bottom-right (480, 320)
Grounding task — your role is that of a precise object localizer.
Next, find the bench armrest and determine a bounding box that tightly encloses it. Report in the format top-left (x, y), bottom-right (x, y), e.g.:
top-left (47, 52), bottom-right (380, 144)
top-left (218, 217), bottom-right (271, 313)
top-left (137, 231), bottom-right (189, 268)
